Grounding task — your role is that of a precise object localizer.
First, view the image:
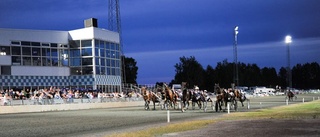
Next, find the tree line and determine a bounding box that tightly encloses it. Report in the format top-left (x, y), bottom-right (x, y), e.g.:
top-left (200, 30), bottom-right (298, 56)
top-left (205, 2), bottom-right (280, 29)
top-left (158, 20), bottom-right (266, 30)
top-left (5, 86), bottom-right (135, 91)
top-left (170, 56), bottom-right (320, 92)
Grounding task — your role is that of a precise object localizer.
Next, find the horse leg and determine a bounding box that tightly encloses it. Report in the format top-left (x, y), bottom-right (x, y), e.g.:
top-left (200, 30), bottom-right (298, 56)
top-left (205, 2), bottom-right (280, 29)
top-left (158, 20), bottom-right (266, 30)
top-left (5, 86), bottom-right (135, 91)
top-left (153, 101), bottom-right (156, 110)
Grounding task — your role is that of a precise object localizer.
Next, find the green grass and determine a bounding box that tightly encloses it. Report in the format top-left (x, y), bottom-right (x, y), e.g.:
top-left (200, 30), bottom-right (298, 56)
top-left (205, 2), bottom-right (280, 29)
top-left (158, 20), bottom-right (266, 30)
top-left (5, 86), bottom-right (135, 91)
top-left (107, 100), bottom-right (320, 137)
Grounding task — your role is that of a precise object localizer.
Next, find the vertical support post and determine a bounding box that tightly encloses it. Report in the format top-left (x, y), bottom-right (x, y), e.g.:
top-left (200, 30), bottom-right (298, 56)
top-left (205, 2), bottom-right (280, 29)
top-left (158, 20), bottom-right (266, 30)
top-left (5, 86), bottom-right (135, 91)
top-left (247, 100), bottom-right (250, 109)
top-left (303, 98), bottom-right (304, 103)
top-left (313, 97), bottom-right (315, 101)
top-left (167, 110), bottom-right (170, 123)
top-left (286, 99), bottom-right (288, 105)
top-left (260, 102), bottom-right (262, 109)
top-left (227, 102), bottom-right (230, 114)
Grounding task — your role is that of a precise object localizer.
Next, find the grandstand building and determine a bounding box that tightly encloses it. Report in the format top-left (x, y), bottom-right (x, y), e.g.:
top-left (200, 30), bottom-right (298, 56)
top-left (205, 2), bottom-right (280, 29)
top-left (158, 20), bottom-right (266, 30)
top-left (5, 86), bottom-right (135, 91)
top-left (0, 18), bottom-right (122, 92)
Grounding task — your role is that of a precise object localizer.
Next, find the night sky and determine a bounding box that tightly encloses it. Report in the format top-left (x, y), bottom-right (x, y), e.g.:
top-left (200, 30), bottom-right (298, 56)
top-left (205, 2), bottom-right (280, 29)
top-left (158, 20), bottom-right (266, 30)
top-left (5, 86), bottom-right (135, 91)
top-left (1, 0), bottom-right (320, 84)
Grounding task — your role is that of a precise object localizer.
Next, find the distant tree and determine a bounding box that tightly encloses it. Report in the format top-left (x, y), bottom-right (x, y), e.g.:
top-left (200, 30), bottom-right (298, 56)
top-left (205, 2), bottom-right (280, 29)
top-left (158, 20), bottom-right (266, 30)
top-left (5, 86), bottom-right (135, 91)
top-left (204, 65), bottom-right (215, 92)
top-left (213, 59), bottom-right (233, 88)
top-left (172, 56), bottom-right (204, 89)
top-left (292, 62), bottom-right (320, 89)
top-left (278, 67), bottom-right (287, 89)
top-left (121, 56), bottom-right (138, 84)
top-left (261, 67), bottom-right (278, 87)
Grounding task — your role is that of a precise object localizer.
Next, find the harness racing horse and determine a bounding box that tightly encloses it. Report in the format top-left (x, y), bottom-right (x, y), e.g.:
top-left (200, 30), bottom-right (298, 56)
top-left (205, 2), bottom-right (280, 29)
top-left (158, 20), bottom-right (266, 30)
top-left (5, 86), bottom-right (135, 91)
top-left (286, 91), bottom-right (297, 101)
top-left (214, 84), bottom-right (228, 112)
top-left (141, 87), bottom-right (160, 110)
top-left (181, 82), bottom-right (192, 112)
top-left (234, 89), bottom-right (247, 107)
top-left (163, 83), bottom-right (178, 109)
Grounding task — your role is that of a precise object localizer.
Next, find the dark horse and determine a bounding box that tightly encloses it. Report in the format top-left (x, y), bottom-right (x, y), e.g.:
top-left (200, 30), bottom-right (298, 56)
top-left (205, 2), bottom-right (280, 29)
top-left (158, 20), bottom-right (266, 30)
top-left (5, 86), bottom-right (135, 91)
top-left (141, 87), bottom-right (160, 110)
top-left (286, 91), bottom-right (297, 101)
top-left (181, 82), bottom-right (191, 112)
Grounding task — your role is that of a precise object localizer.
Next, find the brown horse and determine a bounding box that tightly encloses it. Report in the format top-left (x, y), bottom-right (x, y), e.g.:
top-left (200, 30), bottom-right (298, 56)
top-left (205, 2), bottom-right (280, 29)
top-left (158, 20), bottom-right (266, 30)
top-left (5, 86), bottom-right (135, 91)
top-left (286, 91), bottom-right (297, 101)
top-left (141, 87), bottom-right (160, 110)
top-left (163, 83), bottom-right (178, 109)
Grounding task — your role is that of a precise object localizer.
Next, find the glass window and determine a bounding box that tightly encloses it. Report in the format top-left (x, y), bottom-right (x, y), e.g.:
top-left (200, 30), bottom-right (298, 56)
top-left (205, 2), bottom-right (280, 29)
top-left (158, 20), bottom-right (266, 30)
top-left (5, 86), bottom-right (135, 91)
top-left (95, 48), bottom-right (99, 57)
top-left (111, 60), bottom-right (115, 67)
top-left (51, 43), bottom-right (58, 47)
top-left (12, 47), bottom-right (21, 55)
top-left (115, 51), bottom-right (120, 59)
top-left (31, 42), bottom-right (40, 46)
top-left (21, 41), bottom-right (31, 46)
top-left (52, 57), bottom-right (58, 66)
top-left (70, 49), bottom-right (80, 57)
top-left (62, 58), bottom-right (69, 66)
top-left (32, 48), bottom-right (41, 56)
top-left (111, 51), bottom-right (115, 58)
top-left (42, 57), bottom-right (51, 66)
top-left (0, 46), bottom-right (10, 55)
top-left (1, 66), bottom-right (11, 75)
top-left (101, 58), bottom-right (105, 66)
top-left (82, 48), bottom-right (92, 56)
top-left (110, 43), bottom-right (115, 50)
top-left (115, 44), bottom-right (120, 51)
top-left (82, 67), bottom-right (93, 75)
top-left (82, 58), bottom-right (93, 65)
top-left (95, 57), bottom-right (100, 66)
top-left (70, 67), bottom-right (82, 75)
top-left (42, 48), bottom-right (50, 56)
top-left (32, 57), bottom-right (41, 66)
top-left (96, 66), bottom-right (100, 75)
top-left (81, 40), bottom-right (92, 47)
top-left (42, 43), bottom-right (50, 47)
top-left (101, 67), bottom-right (106, 75)
top-left (11, 41), bottom-right (20, 45)
top-left (51, 49), bottom-right (58, 57)
top-left (70, 58), bottom-right (81, 66)
top-left (69, 40), bottom-right (80, 48)
top-left (106, 50), bottom-right (110, 58)
top-left (111, 68), bottom-right (115, 75)
top-left (22, 47), bottom-right (31, 56)
top-left (23, 57), bottom-right (32, 65)
top-left (100, 48), bottom-right (105, 57)
top-left (106, 59), bottom-right (110, 67)
top-left (12, 56), bottom-right (21, 65)
top-left (107, 67), bottom-right (111, 75)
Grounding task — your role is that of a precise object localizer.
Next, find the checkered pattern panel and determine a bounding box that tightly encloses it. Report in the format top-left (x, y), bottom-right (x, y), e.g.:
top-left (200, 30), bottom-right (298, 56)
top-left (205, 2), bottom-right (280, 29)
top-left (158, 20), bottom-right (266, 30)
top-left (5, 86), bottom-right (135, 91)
top-left (0, 75), bottom-right (69, 86)
top-left (95, 75), bottom-right (121, 85)
top-left (69, 75), bottom-right (94, 86)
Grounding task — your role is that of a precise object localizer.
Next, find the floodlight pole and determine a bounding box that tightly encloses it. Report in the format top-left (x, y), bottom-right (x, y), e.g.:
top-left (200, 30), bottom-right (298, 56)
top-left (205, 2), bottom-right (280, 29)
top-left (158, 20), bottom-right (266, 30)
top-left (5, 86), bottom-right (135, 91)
top-left (233, 26), bottom-right (239, 88)
top-left (285, 35), bottom-right (292, 91)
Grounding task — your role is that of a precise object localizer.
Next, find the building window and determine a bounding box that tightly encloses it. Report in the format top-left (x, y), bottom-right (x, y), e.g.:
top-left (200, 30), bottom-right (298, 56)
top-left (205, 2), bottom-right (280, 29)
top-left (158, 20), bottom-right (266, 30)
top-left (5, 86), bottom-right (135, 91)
top-left (0, 46), bottom-right (10, 55)
top-left (31, 42), bottom-right (41, 46)
top-left (11, 41), bottom-right (20, 45)
top-left (82, 58), bottom-right (93, 65)
top-left (32, 48), bottom-right (41, 56)
top-left (12, 56), bottom-right (21, 65)
top-left (81, 40), bottom-right (92, 47)
top-left (82, 48), bottom-right (92, 56)
top-left (70, 58), bottom-right (81, 66)
top-left (23, 57), bottom-right (32, 65)
top-left (11, 46), bottom-right (21, 55)
top-left (32, 57), bottom-right (41, 66)
top-left (1, 66), bottom-right (11, 75)
top-left (22, 47), bottom-right (31, 56)
top-left (21, 41), bottom-right (31, 46)
top-left (82, 67), bottom-right (93, 75)
top-left (71, 67), bottom-right (82, 75)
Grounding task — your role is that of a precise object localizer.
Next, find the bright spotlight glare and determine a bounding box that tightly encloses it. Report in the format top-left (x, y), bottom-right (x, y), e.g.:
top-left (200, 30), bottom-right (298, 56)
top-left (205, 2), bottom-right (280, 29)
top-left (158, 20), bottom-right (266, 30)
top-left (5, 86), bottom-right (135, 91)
top-left (285, 35), bottom-right (292, 44)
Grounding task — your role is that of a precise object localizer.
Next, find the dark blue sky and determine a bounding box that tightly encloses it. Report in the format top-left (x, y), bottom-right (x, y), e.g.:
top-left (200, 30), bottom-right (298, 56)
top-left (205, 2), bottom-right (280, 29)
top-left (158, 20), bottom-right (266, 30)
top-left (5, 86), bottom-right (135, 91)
top-left (1, 0), bottom-right (320, 84)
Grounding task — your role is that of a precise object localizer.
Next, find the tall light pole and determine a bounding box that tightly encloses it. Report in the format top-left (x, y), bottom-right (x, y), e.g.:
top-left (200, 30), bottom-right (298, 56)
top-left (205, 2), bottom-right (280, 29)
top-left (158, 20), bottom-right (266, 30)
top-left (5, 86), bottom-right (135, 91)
top-left (285, 35), bottom-right (292, 91)
top-left (233, 26), bottom-right (239, 89)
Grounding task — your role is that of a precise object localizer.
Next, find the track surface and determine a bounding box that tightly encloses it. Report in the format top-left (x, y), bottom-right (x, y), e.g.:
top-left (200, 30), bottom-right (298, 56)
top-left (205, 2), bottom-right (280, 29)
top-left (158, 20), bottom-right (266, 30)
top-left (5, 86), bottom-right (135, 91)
top-left (0, 94), bottom-right (318, 137)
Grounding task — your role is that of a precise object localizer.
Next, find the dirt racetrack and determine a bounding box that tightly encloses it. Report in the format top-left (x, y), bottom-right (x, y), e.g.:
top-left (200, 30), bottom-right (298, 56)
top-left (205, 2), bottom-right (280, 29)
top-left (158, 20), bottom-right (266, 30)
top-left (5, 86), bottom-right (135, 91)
top-left (162, 119), bottom-right (320, 137)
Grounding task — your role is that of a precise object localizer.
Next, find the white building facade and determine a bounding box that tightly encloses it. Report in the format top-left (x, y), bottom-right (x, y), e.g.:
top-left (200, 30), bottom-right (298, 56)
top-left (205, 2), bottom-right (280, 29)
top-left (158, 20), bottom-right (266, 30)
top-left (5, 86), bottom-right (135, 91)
top-left (0, 19), bottom-right (122, 92)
